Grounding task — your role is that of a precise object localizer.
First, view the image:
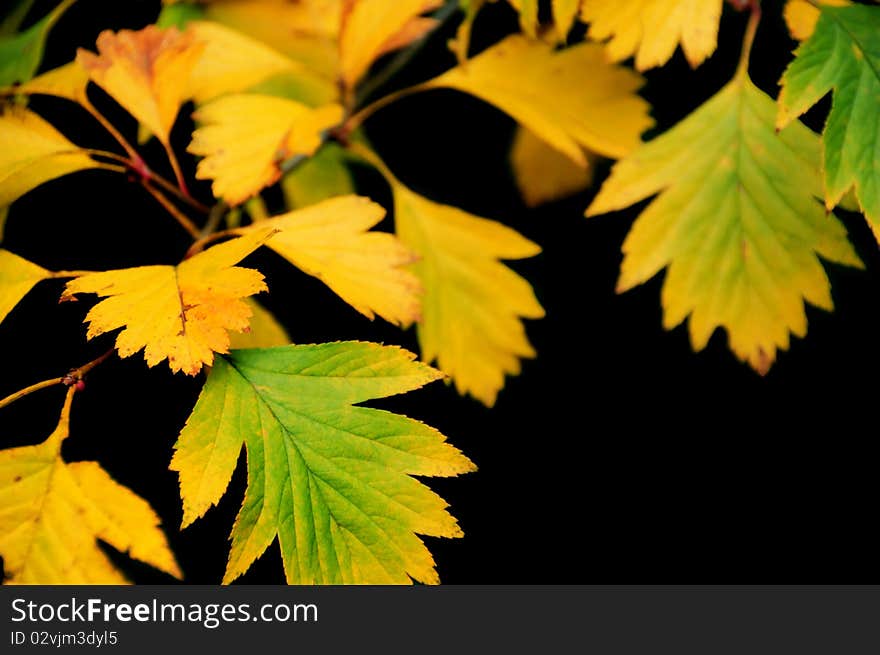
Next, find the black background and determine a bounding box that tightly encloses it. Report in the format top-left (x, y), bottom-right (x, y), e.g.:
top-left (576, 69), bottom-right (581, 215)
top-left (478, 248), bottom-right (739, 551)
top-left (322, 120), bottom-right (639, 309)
top-left (1, 0), bottom-right (878, 584)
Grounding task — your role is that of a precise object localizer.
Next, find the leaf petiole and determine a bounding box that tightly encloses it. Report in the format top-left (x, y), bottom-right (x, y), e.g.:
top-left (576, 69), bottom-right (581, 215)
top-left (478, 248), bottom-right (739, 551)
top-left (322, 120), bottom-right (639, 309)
top-left (0, 348), bottom-right (113, 411)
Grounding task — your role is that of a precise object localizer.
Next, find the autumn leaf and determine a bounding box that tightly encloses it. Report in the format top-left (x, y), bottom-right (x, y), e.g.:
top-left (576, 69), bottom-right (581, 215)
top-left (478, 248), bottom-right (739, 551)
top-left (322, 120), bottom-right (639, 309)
top-left (0, 388), bottom-right (181, 583)
top-left (339, 0), bottom-right (442, 88)
top-left (783, 0), bottom-right (850, 41)
top-left (14, 61), bottom-right (90, 105)
top-left (580, 0), bottom-right (723, 70)
top-left (235, 195), bottom-right (422, 325)
top-left (777, 3), bottom-right (880, 231)
top-left (355, 145), bottom-right (543, 405)
top-left (62, 229), bottom-right (275, 375)
top-left (281, 142), bottom-right (355, 209)
top-left (553, 0), bottom-right (583, 41)
top-left (0, 106), bottom-right (100, 209)
top-left (449, 0), bottom-right (487, 62)
top-left (228, 298), bottom-right (290, 349)
top-left (587, 73), bottom-right (862, 374)
top-left (0, 249), bottom-right (49, 325)
top-left (189, 94), bottom-right (343, 205)
top-left (426, 35), bottom-right (652, 166)
top-left (510, 126), bottom-right (594, 207)
top-left (171, 342), bottom-right (474, 584)
top-left (185, 20), bottom-right (301, 103)
top-left (0, 0), bottom-right (76, 87)
top-left (506, 0), bottom-right (539, 37)
top-left (76, 25), bottom-right (204, 146)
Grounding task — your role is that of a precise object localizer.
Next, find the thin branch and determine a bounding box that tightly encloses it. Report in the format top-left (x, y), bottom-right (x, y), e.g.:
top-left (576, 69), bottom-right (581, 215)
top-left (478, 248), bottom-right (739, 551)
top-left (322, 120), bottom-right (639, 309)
top-left (345, 84), bottom-right (428, 133)
top-left (0, 348), bottom-right (114, 411)
top-left (736, 1), bottom-right (762, 79)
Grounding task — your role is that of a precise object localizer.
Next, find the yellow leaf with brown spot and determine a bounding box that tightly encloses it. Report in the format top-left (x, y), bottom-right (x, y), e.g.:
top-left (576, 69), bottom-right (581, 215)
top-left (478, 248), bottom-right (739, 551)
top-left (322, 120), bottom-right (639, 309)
top-left (62, 229), bottom-right (275, 375)
top-left (235, 195), bottom-right (422, 325)
top-left (189, 94), bottom-right (343, 205)
top-left (77, 25), bottom-right (204, 145)
top-left (0, 106), bottom-right (100, 209)
top-left (580, 0), bottom-right (723, 70)
top-left (0, 249), bottom-right (50, 326)
top-left (0, 389), bottom-right (181, 584)
top-left (510, 126), bottom-right (594, 207)
top-left (426, 35), bottom-right (652, 166)
top-left (339, 0), bottom-right (441, 87)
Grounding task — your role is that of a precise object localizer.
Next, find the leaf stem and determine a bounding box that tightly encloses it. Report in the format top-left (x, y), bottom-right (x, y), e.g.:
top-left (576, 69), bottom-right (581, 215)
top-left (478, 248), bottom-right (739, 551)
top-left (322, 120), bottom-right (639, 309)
top-left (162, 140), bottom-right (192, 201)
top-left (736, 0), bottom-right (762, 79)
top-left (82, 98), bottom-right (142, 163)
top-left (141, 182), bottom-right (202, 239)
top-left (0, 348), bottom-right (113, 411)
top-left (345, 84), bottom-right (428, 133)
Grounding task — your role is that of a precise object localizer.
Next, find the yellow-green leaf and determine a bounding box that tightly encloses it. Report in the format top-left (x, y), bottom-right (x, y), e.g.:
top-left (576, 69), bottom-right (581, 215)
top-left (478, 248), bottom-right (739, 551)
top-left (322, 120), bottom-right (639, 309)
top-left (510, 126), bottom-right (594, 207)
top-left (235, 195), bottom-right (422, 325)
top-left (426, 35), bottom-right (652, 165)
top-left (171, 342), bottom-right (474, 584)
top-left (0, 106), bottom-right (99, 209)
top-left (580, 0), bottom-right (723, 70)
top-left (62, 230), bottom-right (275, 375)
top-left (76, 25), bottom-right (204, 145)
top-left (281, 142), bottom-right (355, 208)
top-left (587, 74), bottom-right (862, 373)
top-left (0, 0), bottom-right (76, 87)
top-left (228, 298), bottom-right (290, 349)
top-left (189, 93), bottom-right (343, 205)
top-left (16, 61), bottom-right (90, 104)
top-left (0, 248), bottom-right (49, 325)
top-left (0, 389), bottom-right (181, 584)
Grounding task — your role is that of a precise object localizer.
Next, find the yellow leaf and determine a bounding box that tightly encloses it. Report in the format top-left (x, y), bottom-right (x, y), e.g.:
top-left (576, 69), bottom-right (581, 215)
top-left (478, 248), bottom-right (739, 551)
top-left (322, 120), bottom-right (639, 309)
top-left (189, 94), bottom-right (343, 205)
top-left (510, 126), bottom-right (594, 207)
top-left (426, 35), bottom-right (652, 165)
top-left (553, 0), bottom-right (583, 41)
top-left (62, 229), bottom-right (275, 375)
top-left (783, 0), bottom-right (850, 41)
top-left (507, 0), bottom-right (540, 37)
top-left (202, 0), bottom-right (342, 78)
top-left (0, 249), bottom-right (49, 326)
top-left (580, 0), bottom-right (723, 70)
top-left (0, 389), bottom-right (181, 583)
top-left (76, 25), bottom-right (205, 145)
top-left (228, 297), bottom-right (290, 349)
top-left (339, 0), bottom-right (441, 87)
top-left (185, 20), bottom-right (300, 103)
top-left (235, 195), bottom-right (422, 325)
top-left (357, 147), bottom-right (543, 405)
top-left (16, 61), bottom-right (90, 104)
top-left (0, 106), bottom-right (100, 209)
top-left (586, 75), bottom-right (862, 373)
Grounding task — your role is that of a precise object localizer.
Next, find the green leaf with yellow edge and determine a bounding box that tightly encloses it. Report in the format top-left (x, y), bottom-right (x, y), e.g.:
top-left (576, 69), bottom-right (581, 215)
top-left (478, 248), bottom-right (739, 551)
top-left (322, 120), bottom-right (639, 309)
top-left (76, 25), bottom-right (204, 147)
top-left (189, 93), bottom-right (343, 205)
top-left (0, 106), bottom-right (100, 209)
top-left (510, 126), bottom-right (594, 207)
top-left (235, 195), bottom-right (422, 326)
top-left (580, 0), bottom-right (723, 70)
top-left (426, 35), bottom-right (652, 166)
top-left (0, 0), bottom-right (76, 87)
top-left (777, 3), bottom-right (880, 232)
top-left (0, 248), bottom-right (49, 325)
top-left (355, 145), bottom-right (543, 406)
top-left (587, 73), bottom-right (862, 374)
top-left (171, 341), bottom-right (474, 584)
top-left (62, 229), bottom-right (275, 376)
top-left (0, 388), bottom-right (182, 584)
top-left (228, 298), bottom-right (290, 349)
top-left (281, 142), bottom-right (355, 209)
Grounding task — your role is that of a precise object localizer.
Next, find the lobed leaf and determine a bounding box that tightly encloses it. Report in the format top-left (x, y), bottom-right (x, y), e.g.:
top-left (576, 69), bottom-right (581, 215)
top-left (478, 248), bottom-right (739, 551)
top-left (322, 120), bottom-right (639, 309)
top-left (171, 341), bottom-right (474, 584)
top-left (0, 249), bottom-right (49, 325)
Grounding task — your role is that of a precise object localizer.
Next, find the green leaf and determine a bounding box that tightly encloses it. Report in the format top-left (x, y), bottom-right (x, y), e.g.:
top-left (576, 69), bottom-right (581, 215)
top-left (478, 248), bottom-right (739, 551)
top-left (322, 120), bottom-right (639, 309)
top-left (281, 143), bottom-right (355, 209)
top-left (777, 4), bottom-right (880, 228)
top-left (156, 2), bottom-right (204, 29)
top-left (171, 342), bottom-right (474, 585)
top-left (587, 73), bottom-right (862, 374)
top-left (0, 0), bottom-right (76, 87)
